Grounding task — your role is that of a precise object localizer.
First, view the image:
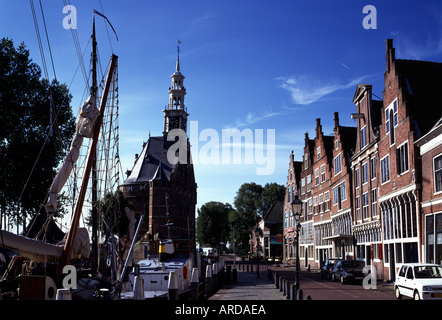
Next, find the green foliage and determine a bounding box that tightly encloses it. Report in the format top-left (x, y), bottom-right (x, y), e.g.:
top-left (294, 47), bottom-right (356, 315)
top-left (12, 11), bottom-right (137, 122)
top-left (0, 38), bottom-right (76, 226)
top-left (196, 201), bottom-right (232, 248)
top-left (229, 182), bottom-right (285, 256)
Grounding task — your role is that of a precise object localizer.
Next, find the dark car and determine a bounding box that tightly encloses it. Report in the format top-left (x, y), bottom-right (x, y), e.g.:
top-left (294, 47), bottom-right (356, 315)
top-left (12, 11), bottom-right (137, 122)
top-left (321, 258), bottom-right (343, 279)
top-left (331, 260), bottom-right (365, 284)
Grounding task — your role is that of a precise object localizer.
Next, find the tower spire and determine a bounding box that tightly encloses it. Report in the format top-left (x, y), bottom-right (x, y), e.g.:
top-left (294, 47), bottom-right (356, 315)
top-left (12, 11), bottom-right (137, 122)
top-left (176, 39), bottom-right (181, 72)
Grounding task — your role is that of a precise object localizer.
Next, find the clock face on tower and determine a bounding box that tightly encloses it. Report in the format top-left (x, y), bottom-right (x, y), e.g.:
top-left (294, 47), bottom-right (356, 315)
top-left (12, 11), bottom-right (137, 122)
top-left (169, 116), bottom-right (179, 130)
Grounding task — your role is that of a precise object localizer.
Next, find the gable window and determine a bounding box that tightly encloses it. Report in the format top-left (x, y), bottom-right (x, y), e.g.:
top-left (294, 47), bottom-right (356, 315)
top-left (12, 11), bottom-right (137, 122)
top-left (396, 142), bottom-right (409, 175)
top-left (381, 155), bottom-right (390, 184)
top-left (334, 154), bottom-right (342, 176)
top-left (434, 154), bottom-right (442, 193)
top-left (317, 147), bottom-right (321, 160)
top-left (385, 99), bottom-right (398, 145)
top-left (315, 168), bottom-right (319, 185)
top-left (321, 164), bottom-right (326, 182)
top-left (361, 126), bottom-right (367, 149)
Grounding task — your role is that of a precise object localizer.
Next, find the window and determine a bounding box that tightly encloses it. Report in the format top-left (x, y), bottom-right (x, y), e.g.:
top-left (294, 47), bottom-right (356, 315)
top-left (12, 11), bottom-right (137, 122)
top-left (396, 142), bottom-right (409, 175)
top-left (317, 147), bottom-right (321, 160)
top-left (435, 155), bottom-right (442, 193)
top-left (362, 162), bottom-right (368, 184)
top-left (324, 191), bottom-right (330, 211)
top-left (381, 155), bottom-right (390, 184)
top-left (355, 168), bottom-right (360, 188)
top-left (321, 164), bottom-right (326, 182)
top-left (333, 182), bottom-right (346, 209)
top-left (371, 188), bottom-right (377, 216)
top-left (361, 126), bottom-right (367, 148)
top-left (334, 154), bottom-right (342, 175)
top-left (304, 153), bottom-right (309, 169)
top-left (307, 175), bottom-right (312, 191)
top-left (315, 168), bottom-right (319, 185)
top-left (301, 178), bottom-right (306, 194)
top-left (355, 196), bottom-right (360, 221)
top-left (386, 100), bottom-right (398, 145)
top-left (362, 192), bottom-right (369, 220)
top-left (370, 157), bottom-right (377, 179)
top-left (319, 194), bottom-right (324, 213)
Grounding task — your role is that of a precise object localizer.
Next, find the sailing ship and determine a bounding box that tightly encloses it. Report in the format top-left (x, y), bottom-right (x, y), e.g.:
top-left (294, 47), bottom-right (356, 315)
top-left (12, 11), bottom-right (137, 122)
top-left (0, 11), bottom-right (121, 300)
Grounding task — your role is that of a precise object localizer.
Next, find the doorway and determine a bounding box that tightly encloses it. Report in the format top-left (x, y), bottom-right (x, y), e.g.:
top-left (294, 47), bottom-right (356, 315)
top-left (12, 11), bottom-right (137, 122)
top-left (389, 243), bottom-right (395, 281)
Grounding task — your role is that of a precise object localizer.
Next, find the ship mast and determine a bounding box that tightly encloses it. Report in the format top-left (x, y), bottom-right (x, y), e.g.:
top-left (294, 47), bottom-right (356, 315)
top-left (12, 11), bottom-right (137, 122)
top-left (91, 15), bottom-right (99, 271)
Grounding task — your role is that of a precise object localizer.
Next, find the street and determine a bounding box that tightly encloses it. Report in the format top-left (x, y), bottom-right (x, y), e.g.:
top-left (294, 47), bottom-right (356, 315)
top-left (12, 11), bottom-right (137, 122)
top-left (284, 268), bottom-right (397, 300)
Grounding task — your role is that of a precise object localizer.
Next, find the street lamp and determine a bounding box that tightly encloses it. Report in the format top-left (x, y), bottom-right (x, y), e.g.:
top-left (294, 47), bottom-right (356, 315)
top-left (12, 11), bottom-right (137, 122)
top-left (291, 195), bottom-right (302, 300)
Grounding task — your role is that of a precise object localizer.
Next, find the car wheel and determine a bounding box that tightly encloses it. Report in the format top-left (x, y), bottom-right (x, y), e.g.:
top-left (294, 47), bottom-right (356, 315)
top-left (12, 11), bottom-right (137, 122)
top-left (413, 290), bottom-right (420, 300)
top-left (340, 275), bottom-right (345, 284)
top-left (394, 286), bottom-right (402, 300)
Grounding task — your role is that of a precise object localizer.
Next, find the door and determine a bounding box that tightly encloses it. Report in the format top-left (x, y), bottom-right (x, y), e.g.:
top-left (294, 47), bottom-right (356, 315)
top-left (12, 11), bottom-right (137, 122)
top-left (389, 243), bottom-right (396, 281)
top-left (366, 245), bottom-right (371, 265)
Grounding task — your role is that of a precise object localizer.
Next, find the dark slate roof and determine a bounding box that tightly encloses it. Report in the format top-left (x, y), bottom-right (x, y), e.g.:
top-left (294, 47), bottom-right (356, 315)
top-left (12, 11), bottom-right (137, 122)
top-left (263, 200), bottom-right (284, 222)
top-left (395, 59), bottom-right (442, 138)
top-left (124, 136), bottom-right (175, 184)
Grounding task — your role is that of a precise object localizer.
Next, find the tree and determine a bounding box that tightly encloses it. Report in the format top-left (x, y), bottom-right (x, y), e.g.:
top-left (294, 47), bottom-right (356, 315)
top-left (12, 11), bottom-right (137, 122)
top-left (85, 189), bottom-right (134, 239)
top-left (0, 38), bottom-right (76, 230)
top-left (230, 182), bottom-right (285, 256)
top-left (196, 201), bottom-right (232, 249)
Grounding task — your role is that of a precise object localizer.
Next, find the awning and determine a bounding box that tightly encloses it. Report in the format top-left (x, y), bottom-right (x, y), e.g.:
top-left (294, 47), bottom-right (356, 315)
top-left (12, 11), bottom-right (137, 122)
top-left (323, 234), bottom-right (354, 241)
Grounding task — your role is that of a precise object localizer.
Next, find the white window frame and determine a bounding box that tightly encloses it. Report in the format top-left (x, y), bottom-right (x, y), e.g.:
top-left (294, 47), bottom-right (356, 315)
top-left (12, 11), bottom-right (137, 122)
top-left (334, 154), bottom-right (342, 176)
top-left (396, 141), bottom-right (409, 176)
top-left (380, 155), bottom-right (390, 184)
top-left (362, 162), bottom-right (368, 185)
top-left (434, 153), bottom-right (442, 194)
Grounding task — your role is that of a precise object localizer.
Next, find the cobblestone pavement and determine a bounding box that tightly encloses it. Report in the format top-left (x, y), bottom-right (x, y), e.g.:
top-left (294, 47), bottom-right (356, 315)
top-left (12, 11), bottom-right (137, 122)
top-left (208, 269), bottom-right (285, 300)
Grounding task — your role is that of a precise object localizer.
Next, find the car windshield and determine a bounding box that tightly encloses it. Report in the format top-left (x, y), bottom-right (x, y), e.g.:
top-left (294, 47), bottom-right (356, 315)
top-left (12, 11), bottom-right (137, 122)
top-left (414, 266), bottom-right (442, 278)
top-left (341, 261), bottom-right (363, 268)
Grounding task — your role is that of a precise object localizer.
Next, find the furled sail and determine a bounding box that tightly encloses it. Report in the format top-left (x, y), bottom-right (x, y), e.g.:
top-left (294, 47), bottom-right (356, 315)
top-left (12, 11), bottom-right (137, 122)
top-left (0, 228), bottom-right (89, 263)
top-left (44, 96), bottom-right (99, 213)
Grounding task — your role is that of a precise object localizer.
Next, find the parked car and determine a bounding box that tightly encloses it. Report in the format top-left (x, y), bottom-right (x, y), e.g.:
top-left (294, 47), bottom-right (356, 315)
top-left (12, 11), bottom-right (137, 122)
top-left (331, 260), bottom-right (365, 284)
top-left (321, 258), bottom-right (342, 279)
top-left (394, 263), bottom-right (442, 300)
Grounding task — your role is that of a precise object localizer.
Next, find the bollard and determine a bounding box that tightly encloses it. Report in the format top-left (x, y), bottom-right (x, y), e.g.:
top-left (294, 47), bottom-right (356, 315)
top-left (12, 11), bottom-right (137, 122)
top-left (212, 263), bottom-right (218, 293)
top-left (168, 271), bottom-right (178, 300)
top-left (56, 288), bottom-right (72, 300)
top-left (232, 267), bottom-right (237, 283)
top-left (133, 276), bottom-right (145, 300)
top-left (290, 283), bottom-right (296, 301)
top-left (205, 264), bottom-right (212, 298)
top-left (225, 265), bottom-right (231, 285)
top-left (190, 268), bottom-right (199, 300)
top-left (297, 289), bottom-right (303, 301)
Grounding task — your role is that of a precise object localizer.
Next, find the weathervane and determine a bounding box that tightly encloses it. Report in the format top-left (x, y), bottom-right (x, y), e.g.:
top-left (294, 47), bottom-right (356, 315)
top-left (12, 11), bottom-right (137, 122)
top-left (177, 39), bottom-right (181, 56)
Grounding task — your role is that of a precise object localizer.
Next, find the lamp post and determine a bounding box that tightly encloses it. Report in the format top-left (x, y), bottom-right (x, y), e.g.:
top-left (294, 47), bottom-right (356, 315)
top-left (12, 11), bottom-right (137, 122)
top-left (291, 195), bottom-right (302, 300)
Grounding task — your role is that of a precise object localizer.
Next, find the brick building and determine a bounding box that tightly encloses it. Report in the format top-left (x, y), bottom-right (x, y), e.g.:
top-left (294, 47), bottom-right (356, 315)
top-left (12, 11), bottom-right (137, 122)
top-left (350, 84), bottom-right (384, 278)
top-left (416, 117), bottom-right (442, 265)
top-left (378, 39), bottom-right (442, 281)
top-left (283, 38), bottom-right (442, 281)
top-left (120, 52), bottom-right (197, 245)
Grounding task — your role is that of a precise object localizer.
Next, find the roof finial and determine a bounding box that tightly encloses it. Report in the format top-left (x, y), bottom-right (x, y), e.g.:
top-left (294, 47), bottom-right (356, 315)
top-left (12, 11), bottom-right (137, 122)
top-left (176, 39), bottom-right (181, 72)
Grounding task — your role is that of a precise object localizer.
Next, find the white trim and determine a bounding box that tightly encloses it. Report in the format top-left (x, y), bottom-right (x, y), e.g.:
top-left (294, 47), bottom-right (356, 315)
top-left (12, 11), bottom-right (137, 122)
top-left (378, 184), bottom-right (416, 202)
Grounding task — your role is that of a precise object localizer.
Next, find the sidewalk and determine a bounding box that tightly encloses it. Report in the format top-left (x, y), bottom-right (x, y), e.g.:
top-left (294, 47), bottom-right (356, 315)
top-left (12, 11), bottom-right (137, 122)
top-left (208, 269), bottom-right (286, 300)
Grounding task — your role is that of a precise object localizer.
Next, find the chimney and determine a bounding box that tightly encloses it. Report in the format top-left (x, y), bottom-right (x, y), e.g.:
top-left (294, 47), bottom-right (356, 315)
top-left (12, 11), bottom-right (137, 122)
top-left (386, 39), bottom-right (395, 73)
top-left (315, 118), bottom-right (322, 138)
top-left (333, 112), bottom-right (339, 131)
top-left (304, 131), bottom-right (309, 147)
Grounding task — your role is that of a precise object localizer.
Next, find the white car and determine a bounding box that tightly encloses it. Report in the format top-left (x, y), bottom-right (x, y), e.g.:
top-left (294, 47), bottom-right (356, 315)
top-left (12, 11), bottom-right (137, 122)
top-left (395, 263), bottom-right (442, 300)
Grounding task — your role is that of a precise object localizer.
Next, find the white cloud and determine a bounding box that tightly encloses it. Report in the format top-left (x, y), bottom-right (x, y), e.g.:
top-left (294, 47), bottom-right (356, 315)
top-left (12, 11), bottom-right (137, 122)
top-left (276, 75), bottom-right (371, 105)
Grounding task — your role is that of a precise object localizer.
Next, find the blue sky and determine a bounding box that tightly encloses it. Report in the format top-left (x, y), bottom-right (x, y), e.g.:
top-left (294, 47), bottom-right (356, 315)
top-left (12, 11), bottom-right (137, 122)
top-left (2, 1), bottom-right (442, 212)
